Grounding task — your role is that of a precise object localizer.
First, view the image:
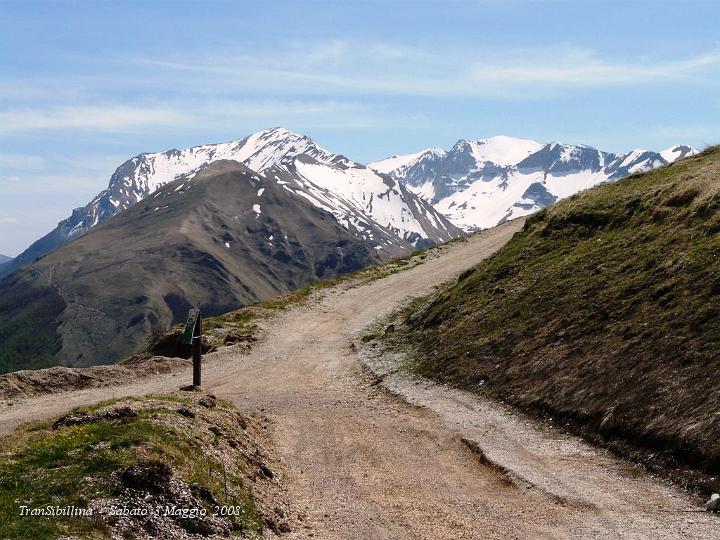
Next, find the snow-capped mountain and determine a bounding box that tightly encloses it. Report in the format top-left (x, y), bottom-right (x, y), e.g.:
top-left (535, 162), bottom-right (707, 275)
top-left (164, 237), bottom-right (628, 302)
top-left (370, 137), bottom-right (699, 230)
top-left (86, 128), bottom-right (344, 228)
top-left (370, 148), bottom-right (446, 175)
top-left (266, 156), bottom-right (457, 252)
top-left (97, 128), bottom-right (460, 251)
top-left (1, 129), bottom-right (698, 280)
top-left (1, 129), bottom-right (460, 278)
top-left (660, 144), bottom-right (697, 163)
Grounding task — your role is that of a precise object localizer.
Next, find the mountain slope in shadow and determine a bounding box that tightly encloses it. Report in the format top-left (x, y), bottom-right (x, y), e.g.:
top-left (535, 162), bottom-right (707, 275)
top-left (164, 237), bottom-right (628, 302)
top-left (0, 160), bottom-right (381, 371)
top-left (0, 128), bottom-right (460, 279)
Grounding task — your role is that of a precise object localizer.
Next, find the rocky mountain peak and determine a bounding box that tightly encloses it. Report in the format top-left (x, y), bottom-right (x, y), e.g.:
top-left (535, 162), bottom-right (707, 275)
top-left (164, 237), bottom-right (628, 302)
top-left (1, 128), bottom-right (460, 280)
top-left (377, 137), bottom-right (699, 231)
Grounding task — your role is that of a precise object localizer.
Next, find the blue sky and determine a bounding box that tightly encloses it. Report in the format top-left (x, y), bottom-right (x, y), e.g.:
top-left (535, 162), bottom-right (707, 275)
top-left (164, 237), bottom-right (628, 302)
top-left (1, 0), bottom-right (719, 256)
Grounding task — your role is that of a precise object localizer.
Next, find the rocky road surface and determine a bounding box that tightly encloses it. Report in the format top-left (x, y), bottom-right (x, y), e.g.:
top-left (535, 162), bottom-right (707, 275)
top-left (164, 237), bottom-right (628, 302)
top-left (1, 218), bottom-right (718, 538)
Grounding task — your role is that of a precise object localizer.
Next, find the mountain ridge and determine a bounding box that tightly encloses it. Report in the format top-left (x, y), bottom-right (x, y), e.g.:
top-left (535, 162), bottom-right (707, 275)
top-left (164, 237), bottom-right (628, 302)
top-left (0, 128), bottom-right (459, 278)
top-left (0, 130), bottom-right (697, 280)
top-left (401, 146), bottom-right (720, 493)
top-left (370, 138), bottom-right (698, 230)
top-left (0, 160), bottom-right (383, 371)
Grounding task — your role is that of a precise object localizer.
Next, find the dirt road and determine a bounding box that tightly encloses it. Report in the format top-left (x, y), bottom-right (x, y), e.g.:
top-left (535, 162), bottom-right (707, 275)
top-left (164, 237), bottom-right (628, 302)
top-left (1, 218), bottom-right (718, 538)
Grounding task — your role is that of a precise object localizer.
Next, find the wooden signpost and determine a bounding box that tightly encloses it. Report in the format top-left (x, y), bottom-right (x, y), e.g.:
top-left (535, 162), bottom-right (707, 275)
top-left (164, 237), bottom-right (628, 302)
top-left (183, 308), bottom-right (202, 387)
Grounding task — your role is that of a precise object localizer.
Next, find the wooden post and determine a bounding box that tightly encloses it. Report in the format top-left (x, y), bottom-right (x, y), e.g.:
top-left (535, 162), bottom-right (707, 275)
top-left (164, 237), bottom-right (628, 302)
top-left (192, 313), bottom-right (202, 387)
top-left (183, 308), bottom-right (202, 388)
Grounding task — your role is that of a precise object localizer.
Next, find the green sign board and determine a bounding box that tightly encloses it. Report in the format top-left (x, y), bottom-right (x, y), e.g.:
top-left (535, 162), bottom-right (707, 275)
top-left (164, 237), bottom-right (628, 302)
top-left (183, 308), bottom-right (200, 345)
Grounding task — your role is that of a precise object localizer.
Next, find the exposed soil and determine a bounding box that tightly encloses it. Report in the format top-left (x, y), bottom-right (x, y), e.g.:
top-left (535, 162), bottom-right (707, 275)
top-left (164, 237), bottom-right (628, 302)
top-left (1, 218), bottom-right (719, 538)
top-left (0, 356), bottom-right (191, 403)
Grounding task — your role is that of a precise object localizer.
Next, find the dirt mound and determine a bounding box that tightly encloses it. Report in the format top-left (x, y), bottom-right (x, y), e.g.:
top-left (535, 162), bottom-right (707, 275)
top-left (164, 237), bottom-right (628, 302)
top-left (0, 355), bottom-right (190, 402)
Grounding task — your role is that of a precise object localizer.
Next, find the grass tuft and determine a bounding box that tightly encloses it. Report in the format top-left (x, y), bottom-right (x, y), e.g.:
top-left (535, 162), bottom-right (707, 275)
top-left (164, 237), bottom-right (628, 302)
top-left (0, 395), bottom-right (263, 539)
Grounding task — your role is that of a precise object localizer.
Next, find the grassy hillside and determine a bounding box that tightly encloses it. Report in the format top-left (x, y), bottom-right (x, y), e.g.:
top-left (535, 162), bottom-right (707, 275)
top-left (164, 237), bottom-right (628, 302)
top-left (405, 147), bottom-right (720, 489)
top-left (0, 161), bottom-right (381, 371)
top-left (0, 393), bottom-right (286, 539)
top-left (0, 272), bottom-right (65, 372)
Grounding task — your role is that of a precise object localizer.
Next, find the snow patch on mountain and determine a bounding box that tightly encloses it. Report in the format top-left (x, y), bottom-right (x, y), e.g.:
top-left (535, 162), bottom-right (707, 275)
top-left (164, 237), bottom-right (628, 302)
top-left (461, 136), bottom-right (543, 166)
top-left (283, 158), bottom-right (454, 247)
top-left (5, 128), bottom-right (460, 274)
top-left (375, 138), bottom-right (699, 231)
top-left (369, 148), bottom-right (445, 174)
top-left (109, 127), bottom-right (341, 211)
top-left (660, 144), bottom-right (698, 163)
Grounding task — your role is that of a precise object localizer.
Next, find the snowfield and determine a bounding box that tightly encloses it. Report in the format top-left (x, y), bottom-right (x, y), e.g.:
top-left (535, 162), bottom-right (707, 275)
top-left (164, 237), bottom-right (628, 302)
top-left (371, 137), bottom-right (698, 231)
top-left (8, 128), bottom-right (696, 278)
top-left (54, 128), bottom-right (459, 259)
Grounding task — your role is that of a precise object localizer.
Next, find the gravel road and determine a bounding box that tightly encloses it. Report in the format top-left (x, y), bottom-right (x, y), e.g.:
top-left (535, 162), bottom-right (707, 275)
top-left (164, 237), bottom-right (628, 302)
top-left (1, 217), bottom-right (718, 538)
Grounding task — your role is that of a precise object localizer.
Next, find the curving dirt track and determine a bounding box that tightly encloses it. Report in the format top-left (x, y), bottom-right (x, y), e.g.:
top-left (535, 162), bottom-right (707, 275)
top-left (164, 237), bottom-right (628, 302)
top-left (1, 218), bottom-right (719, 538)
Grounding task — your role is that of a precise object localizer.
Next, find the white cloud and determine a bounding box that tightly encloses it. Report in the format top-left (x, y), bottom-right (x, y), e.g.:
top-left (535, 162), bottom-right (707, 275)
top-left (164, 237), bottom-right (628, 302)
top-left (1, 41), bottom-right (717, 136)
top-left (0, 105), bottom-right (190, 134)
top-left (0, 153), bottom-right (46, 170)
top-left (127, 42), bottom-right (720, 97)
top-left (0, 217), bottom-right (18, 224)
top-left (467, 48), bottom-right (720, 87)
top-left (0, 99), bottom-right (420, 135)
top-left (198, 99), bottom-right (418, 129)
top-left (2, 176), bottom-right (21, 183)
top-left (297, 40), bottom-right (351, 66)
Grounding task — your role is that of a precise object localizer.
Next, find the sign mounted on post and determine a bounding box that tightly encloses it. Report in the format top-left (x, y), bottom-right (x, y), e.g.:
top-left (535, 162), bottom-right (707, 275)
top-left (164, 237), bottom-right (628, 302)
top-left (182, 308), bottom-right (202, 387)
top-left (183, 308), bottom-right (200, 345)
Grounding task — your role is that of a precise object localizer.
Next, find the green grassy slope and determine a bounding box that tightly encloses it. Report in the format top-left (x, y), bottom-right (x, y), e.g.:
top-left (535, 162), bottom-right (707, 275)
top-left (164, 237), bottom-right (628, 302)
top-left (0, 161), bottom-right (382, 371)
top-left (0, 394), bottom-right (280, 539)
top-left (405, 147), bottom-right (720, 488)
top-left (0, 272), bottom-right (65, 372)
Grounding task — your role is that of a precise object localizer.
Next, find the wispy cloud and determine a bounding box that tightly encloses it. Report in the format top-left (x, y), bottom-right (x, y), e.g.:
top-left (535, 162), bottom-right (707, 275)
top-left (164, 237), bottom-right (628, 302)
top-left (0, 102), bottom-right (192, 134)
top-left (0, 105), bottom-right (190, 134)
top-left (467, 49), bottom-right (720, 86)
top-left (0, 153), bottom-right (46, 170)
top-left (127, 42), bottom-right (720, 97)
top-left (1, 41), bottom-right (718, 136)
top-left (199, 99), bottom-right (422, 129)
top-left (0, 99), bottom-right (423, 134)
top-left (0, 218), bottom-right (18, 224)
